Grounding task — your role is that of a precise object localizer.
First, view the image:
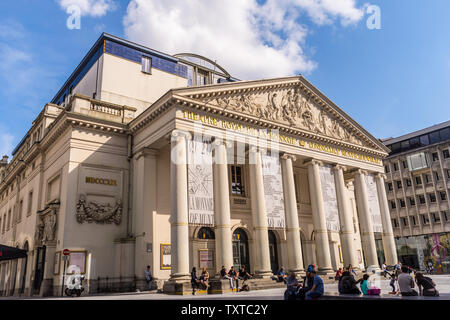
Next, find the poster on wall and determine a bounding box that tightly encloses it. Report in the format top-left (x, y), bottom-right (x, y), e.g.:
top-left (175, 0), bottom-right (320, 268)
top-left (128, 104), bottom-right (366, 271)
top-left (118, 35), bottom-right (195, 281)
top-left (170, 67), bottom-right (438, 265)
top-left (199, 250), bottom-right (214, 269)
top-left (364, 174), bottom-right (383, 233)
top-left (261, 153), bottom-right (286, 229)
top-left (68, 251), bottom-right (87, 274)
top-left (161, 244), bottom-right (171, 270)
top-left (187, 138), bottom-right (214, 226)
top-left (318, 164), bottom-right (340, 232)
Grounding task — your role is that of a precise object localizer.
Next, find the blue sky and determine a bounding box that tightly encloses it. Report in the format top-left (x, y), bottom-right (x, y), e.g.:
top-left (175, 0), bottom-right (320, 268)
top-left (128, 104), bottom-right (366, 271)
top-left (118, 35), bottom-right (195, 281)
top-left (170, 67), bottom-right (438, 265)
top-left (0, 0), bottom-right (449, 157)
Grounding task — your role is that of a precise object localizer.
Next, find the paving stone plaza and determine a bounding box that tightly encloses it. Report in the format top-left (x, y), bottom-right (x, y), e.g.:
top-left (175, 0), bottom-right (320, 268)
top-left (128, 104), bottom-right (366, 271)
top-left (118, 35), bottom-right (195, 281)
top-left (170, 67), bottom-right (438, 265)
top-left (0, 274), bottom-right (445, 300)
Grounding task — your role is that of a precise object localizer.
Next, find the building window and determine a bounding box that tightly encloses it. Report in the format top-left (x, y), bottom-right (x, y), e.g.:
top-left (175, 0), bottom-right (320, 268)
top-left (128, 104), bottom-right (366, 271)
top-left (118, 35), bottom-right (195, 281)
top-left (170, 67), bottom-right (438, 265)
top-left (415, 176), bottom-right (422, 186)
top-left (393, 163), bottom-right (399, 171)
top-left (196, 69), bottom-right (209, 86)
top-left (422, 215), bottom-right (430, 225)
top-left (443, 211), bottom-right (449, 222)
top-left (443, 149), bottom-right (450, 159)
top-left (185, 64), bottom-right (194, 86)
top-left (410, 216), bottom-right (417, 226)
top-left (0, 216), bottom-right (2, 234)
top-left (197, 227), bottom-right (215, 240)
top-left (447, 170), bottom-right (450, 179)
top-left (385, 165), bottom-right (390, 173)
top-left (432, 212), bottom-right (440, 223)
top-left (432, 152), bottom-right (439, 162)
top-left (141, 56), bottom-right (152, 74)
top-left (401, 217), bottom-right (408, 227)
top-left (396, 180), bottom-right (402, 189)
top-left (429, 193), bottom-right (436, 203)
top-left (406, 179), bottom-right (412, 187)
top-left (230, 165), bottom-right (245, 196)
top-left (388, 182), bottom-right (393, 191)
top-left (294, 174), bottom-right (300, 204)
top-left (409, 198), bottom-right (416, 206)
top-left (419, 195), bottom-right (426, 204)
top-left (18, 200), bottom-right (23, 222)
top-left (435, 172), bottom-right (440, 181)
top-left (402, 160), bottom-right (408, 169)
top-left (7, 209), bottom-right (11, 230)
top-left (400, 199), bottom-right (406, 208)
top-left (392, 219), bottom-right (399, 228)
top-left (1, 214), bottom-right (5, 233)
top-left (27, 191), bottom-right (33, 216)
top-left (391, 201), bottom-right (396, 209)
top-left (440, 192), bottom-right (447, 201)
top-left (425, 174), bottom-right (431, 184)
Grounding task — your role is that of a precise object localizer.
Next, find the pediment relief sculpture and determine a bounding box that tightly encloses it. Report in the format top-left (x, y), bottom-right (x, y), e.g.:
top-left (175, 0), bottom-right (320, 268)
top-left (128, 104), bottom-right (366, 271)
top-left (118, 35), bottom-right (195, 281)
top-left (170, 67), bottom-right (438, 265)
top-left (76, 194), bottom-right (122, 225)
top-left (201, 87), bottom-right (365, 147)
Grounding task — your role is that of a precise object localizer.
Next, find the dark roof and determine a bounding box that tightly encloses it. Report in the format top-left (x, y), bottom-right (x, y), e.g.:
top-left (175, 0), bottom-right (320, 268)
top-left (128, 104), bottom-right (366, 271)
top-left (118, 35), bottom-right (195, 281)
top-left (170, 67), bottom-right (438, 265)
top-left (383, 120), bottom-right (450, 146)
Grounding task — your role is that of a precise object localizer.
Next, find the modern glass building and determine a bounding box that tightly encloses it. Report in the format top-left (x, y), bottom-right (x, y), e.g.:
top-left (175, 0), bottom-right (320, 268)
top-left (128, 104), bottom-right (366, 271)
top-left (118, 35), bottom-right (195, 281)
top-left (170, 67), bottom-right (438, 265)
top-left (382, 121), bottom-right (450, 273)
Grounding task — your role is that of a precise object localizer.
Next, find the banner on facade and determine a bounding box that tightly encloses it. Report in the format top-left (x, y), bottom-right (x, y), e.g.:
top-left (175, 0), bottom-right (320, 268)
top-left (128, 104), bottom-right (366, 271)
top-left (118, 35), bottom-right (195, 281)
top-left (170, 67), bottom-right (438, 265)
top-left (318, 164), bottom-right (340, 232)
top-left (261, 153), bottom-right (286, 228)
top-left (364, 174), bottom-right (383, 233)
top-left (187, 138), bottom-right (214, 225)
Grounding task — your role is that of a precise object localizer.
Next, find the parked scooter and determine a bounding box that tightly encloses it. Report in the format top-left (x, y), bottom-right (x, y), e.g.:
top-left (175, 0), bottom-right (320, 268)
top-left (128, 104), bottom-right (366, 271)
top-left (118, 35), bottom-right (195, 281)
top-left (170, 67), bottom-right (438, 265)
top-left (65, 275), bottom-right (85, 297)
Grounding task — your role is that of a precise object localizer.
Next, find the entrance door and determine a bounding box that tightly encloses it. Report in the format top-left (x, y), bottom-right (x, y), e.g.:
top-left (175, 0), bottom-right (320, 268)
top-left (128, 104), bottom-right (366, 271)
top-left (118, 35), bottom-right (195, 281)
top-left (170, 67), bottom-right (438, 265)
top-left (232, 229), bottom-right (250, 272)
top-left (33, 246), bottom-right (46, 295)
top-left (268, 230), bottom-right (279, 274)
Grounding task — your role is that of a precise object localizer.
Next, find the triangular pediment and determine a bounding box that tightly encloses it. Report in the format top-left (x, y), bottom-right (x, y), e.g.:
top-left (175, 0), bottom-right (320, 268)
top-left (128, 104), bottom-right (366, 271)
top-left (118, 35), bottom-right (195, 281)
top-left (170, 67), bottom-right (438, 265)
top-left (172, 76), bottom-right (389, 155)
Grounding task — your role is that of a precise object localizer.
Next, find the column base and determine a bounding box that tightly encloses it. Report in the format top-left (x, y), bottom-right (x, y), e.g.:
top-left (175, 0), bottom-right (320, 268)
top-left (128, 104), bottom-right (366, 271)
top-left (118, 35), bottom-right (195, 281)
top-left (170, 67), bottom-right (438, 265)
top-left (254, 270), bottom-right (273, 279)
top-left (163, 281), bottom-right (196, 295)
top-left (288, 268), bottom-right (306, 277)
top-left (169, 273), bottom-right (191, 282)
top-left (365, 265), bottom-right (381, 274)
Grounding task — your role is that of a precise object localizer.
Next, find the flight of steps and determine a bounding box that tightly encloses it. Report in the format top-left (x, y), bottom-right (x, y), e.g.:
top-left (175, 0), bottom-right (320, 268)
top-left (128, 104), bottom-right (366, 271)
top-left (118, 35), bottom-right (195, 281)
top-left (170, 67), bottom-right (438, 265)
top-left (244, 278), bottom-right (287, 291)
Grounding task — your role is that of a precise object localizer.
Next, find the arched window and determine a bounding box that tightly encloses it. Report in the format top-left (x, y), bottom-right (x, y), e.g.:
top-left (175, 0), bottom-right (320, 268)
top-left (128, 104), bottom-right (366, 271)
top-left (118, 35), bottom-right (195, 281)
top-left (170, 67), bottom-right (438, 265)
top-left (232, 228), bottom-right (248, 241)
top-left (197, 227), bottom-right (215, 240)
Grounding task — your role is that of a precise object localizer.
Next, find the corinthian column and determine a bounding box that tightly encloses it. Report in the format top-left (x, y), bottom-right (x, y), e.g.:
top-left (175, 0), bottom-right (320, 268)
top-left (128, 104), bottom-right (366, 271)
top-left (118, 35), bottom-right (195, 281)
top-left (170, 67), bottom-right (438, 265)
top-left (353, 170), bottom-right (379, 269)
top-left (333, 165), bottom-right (358, 268)
top-left (169, 130), bottom-right (191, 281)
top-left (248, 147), bottom-right (272, 278)
top-left (306, 160), bottom-right (333, 273)
top-left (281, 154), bottom-right (304, 274)
top-left (213, 139), bottom-right (233, 273)
top-left (375, 173), bottom-right (398, 266)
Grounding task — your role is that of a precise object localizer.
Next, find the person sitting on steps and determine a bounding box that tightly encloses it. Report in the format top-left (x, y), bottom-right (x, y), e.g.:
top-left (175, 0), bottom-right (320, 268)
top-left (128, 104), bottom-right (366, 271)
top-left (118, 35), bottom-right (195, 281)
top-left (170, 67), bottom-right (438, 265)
top-left (199, 267), bottom-right (210, 290)
top-left (339, 271), bottom-right (361, 294)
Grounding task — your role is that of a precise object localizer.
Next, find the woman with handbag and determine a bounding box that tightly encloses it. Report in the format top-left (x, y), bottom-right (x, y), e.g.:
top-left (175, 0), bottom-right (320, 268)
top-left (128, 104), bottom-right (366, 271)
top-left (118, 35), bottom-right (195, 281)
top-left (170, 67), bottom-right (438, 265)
top-left (415, 272), bottom-right (439, 297)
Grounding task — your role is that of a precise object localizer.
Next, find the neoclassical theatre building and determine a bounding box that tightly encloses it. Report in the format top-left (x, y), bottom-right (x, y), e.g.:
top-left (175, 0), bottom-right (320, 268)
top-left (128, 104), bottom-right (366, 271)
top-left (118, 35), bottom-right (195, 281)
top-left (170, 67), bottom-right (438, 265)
top-left (0, 33), bottom-right (397, 296)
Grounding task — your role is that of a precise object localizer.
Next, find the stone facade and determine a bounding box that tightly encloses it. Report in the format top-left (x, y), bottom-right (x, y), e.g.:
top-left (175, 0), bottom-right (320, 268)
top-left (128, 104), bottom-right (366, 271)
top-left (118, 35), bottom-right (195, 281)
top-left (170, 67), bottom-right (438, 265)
top-left (0, 34), bottom-right (397, 297)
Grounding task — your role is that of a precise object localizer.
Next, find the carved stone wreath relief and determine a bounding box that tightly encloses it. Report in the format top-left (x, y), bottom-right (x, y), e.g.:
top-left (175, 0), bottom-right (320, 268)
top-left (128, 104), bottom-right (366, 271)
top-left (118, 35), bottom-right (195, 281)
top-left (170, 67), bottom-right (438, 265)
top-left (208, 87), bottom-right (364, 146)
top-left (76, 194), bottom-right (122, 225)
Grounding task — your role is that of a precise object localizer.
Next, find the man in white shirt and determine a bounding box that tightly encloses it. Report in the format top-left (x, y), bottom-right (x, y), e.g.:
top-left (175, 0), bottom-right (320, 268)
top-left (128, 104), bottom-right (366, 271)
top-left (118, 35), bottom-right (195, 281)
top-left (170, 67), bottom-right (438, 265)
top-left (397, 266), bottom-right (418, 296)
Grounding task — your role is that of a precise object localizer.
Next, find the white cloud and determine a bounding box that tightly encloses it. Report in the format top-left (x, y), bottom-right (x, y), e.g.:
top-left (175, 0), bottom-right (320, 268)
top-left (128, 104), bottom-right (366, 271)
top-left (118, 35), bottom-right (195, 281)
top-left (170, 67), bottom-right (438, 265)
top-left (123, 0), bottom-right (366, 80)
top-left (57, 0), bottom-right (116, 17)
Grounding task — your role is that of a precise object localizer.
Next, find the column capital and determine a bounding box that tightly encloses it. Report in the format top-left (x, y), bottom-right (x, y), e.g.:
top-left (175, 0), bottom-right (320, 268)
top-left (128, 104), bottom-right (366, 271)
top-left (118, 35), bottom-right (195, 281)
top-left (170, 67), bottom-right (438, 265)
top-left (134, 147), bottom-right (159, 160)
top-left (167, 129), bottom-right (191, 142)
top-left (303, 159), bottom-right (323, 167)
top-left (355, 169), bottom-right (368, 176)
top-left (375, 173), bottom-right (387, 180)
top-left (333, 164), bottom-right (347, 172)
top-left (212, 138), bottom-right (233, 149)
top-left (246, 145), bottom-right (267, 155)
top-left (281, 153), bottom-right (297, 162)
